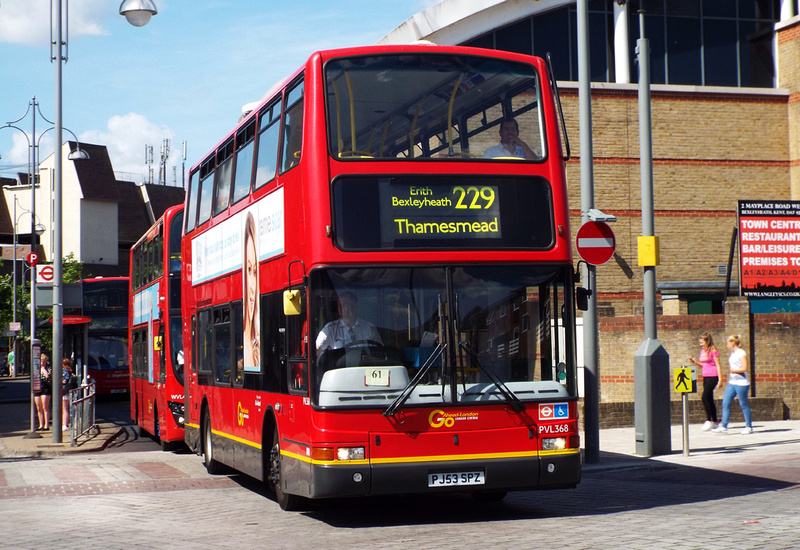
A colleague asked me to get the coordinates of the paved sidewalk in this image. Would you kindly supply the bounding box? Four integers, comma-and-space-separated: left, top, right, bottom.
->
584, 417, 800, 474
3, 388, 800, 470
0, 398, 123, 458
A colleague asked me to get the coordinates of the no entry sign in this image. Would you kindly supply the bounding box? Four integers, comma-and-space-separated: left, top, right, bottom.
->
576, 221, 616, 265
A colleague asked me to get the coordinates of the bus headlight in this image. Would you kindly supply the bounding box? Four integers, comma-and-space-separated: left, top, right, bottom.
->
168, 401, 185, 427
337, 446, 365, 461
542, 437, 567, 451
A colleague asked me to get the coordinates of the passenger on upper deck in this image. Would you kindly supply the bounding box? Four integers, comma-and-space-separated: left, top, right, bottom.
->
483, 118, 538, 160
316, 291, 383, 353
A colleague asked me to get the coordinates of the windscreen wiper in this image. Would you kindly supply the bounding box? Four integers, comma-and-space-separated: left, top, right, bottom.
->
458, 342, 525, 413
383, 343, 447, 417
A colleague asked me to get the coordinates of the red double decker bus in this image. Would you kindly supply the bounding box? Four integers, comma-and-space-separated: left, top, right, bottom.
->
182, 44, 580, 510
82, 277, 130, 395
129, 204, 186, 449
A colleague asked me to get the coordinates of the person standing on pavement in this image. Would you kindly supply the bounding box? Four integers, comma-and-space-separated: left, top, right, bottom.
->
713, 334, 753, 435
689, 332, 722, 431
61, 358, 78, 431
34, 353, 53, 430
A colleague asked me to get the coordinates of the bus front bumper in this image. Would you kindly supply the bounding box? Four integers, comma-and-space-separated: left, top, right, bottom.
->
305, 451, 581, 499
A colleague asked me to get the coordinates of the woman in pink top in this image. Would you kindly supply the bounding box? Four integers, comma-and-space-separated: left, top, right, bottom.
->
689, 332, 722, 430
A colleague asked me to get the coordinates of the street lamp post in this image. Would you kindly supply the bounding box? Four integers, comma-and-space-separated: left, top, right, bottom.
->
2, 97, 53, 439
48, 0, 157, 443
12, 201, 45, 437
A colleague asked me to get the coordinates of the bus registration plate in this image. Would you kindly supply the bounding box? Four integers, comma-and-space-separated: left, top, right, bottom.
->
428, 471, 485, 487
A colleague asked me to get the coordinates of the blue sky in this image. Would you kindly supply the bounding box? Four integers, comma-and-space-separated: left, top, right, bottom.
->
0, 0, 435, 184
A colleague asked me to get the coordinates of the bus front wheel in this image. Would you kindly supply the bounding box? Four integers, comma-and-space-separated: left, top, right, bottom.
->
268, 429, 304, 511
203, 411, 224, 474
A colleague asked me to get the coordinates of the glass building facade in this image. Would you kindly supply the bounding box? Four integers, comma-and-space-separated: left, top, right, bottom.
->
463, 0, 780, 88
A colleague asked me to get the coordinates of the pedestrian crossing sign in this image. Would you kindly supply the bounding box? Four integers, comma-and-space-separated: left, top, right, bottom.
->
674, 366, 696, 393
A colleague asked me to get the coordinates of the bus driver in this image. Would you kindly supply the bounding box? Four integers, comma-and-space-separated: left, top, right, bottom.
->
316, 291, 383, 353
483, 117, 538, 160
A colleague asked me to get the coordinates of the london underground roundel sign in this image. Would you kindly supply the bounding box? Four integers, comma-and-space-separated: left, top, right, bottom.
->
576, 221, 616, 265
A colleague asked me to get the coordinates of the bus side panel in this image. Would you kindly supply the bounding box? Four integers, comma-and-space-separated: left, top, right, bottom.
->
185, 424, 201, 455
233, 438, 263, 481
205, 391, 236, 468
281, 450, 314, 498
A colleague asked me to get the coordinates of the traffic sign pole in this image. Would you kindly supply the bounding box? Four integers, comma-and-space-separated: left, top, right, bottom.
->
673, 366, 695, 457
682, 393, 690, 457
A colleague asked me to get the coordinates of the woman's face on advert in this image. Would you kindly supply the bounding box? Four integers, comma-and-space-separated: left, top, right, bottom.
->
245, 235, 258, 314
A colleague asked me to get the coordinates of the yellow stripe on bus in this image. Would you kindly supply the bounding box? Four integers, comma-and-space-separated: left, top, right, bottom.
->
369, 450, 539, 465
191, 426, 580, 462
540, 448, 581, 457
205, 428, 262, 450
284, 448, 577, 466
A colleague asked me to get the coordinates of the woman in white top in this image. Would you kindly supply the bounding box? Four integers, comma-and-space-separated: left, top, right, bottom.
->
712, 334, 753, 434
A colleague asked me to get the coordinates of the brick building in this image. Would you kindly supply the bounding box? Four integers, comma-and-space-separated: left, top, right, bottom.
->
381, 0, 800, 423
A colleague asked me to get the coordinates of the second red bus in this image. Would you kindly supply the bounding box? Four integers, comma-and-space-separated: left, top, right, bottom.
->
129, 204, 186, 448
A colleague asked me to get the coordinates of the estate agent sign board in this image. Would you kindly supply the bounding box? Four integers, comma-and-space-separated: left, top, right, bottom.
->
738, 200, 800, 298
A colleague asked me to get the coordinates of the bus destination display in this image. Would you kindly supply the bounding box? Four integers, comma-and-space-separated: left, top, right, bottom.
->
379, 180, 501, 246
333, 175, 554, 251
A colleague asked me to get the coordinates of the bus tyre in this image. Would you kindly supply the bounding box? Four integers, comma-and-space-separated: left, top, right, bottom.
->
268, 429, 304, 511
203, 411, 224, 474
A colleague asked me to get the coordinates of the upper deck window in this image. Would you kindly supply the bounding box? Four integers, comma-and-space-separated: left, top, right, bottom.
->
325, 54, 545, 160
280, 79, 304, 174
185, 170, 199, 234
213, 139, 234, 216
254, 99, 282, 190
197, 156, 216, 227
232, 120, 256, 205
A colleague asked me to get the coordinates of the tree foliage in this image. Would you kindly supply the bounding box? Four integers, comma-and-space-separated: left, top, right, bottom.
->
1, 253, 84, 362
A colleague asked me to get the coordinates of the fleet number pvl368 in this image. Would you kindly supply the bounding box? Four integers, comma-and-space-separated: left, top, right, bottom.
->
539, 424, 570, 434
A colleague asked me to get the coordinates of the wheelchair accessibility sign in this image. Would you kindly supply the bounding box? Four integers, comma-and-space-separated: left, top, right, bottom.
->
539, 403, 569, 420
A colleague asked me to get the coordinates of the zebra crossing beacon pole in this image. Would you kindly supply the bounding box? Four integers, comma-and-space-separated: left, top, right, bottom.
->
633, 9, 671, 457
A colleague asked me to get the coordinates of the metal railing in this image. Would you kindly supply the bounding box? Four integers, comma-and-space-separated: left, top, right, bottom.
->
68, 382, 98, 446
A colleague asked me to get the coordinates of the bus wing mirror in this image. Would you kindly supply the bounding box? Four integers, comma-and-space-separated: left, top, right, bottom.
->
283, 289, 302, 316
576, 287, 592, 311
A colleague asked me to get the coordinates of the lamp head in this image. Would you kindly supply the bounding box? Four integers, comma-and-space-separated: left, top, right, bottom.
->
68, 148, 90, 161
119, 0, 158, 27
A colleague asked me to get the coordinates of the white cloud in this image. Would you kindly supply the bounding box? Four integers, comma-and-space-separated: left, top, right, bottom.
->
0, 0, 112, 46
1, 131, 54, 174
80, 113, 177, 184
